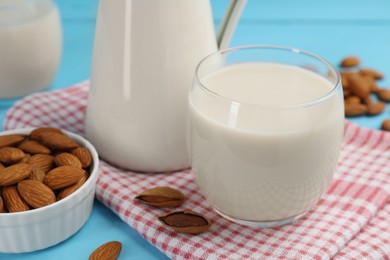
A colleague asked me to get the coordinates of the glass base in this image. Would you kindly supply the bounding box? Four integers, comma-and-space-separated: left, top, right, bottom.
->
214, 209, 307, 228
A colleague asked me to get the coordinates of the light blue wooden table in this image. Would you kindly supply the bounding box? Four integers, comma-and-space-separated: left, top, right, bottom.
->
1, 1, 389, 259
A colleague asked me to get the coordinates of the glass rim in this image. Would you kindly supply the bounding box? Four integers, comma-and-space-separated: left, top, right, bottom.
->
194, 45, 341, 109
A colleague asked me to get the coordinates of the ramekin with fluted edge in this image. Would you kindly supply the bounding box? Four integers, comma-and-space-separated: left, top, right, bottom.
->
0, 128, 99, 253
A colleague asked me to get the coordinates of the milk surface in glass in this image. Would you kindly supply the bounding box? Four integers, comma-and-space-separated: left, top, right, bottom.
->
190, 62, 344, 223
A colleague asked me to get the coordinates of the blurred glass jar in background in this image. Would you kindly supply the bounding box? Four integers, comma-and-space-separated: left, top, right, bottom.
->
0, 0, 62, 98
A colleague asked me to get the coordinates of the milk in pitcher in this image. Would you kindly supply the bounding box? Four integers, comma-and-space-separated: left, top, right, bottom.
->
86, 0, 218, 171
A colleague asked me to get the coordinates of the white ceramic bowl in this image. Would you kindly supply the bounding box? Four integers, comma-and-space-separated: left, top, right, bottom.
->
0, 128, 99, 253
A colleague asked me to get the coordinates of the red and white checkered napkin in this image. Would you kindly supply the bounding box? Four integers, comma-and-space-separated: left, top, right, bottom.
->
4, 82, 390, 259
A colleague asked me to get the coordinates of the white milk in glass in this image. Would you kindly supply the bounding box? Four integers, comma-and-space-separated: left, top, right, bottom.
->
0, 0, 62, 98
190, 63, 344, 222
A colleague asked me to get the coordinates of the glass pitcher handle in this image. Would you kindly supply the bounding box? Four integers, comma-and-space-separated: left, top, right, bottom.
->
216, 0, 247, 50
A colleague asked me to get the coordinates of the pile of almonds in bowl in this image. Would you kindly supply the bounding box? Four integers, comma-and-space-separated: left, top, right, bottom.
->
0, 127, 99, 253
0, 127, 92, 213
339, 56, 390, 131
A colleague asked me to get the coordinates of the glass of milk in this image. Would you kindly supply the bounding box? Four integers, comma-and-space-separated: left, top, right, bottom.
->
0, 0, 62, 99
189, 45, 344, 227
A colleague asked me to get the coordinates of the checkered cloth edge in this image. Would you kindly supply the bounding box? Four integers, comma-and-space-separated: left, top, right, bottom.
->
4, 82, 390, 260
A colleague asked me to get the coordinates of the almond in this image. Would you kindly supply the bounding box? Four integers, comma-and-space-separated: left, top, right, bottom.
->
362, 96, 373, 105
367, 102, 386, 116
377, 88, 390, 102
54, 153, 82, 168
348, 74, 370, 99
18, 140, 51, 155
359, 68, 384, 80
158, 211, 212, 234
44, 166, 84, 190
381, 119, 390, 131
2, 185, 30, 212
0, 134, 25, 148
0, 163, 4, 169
17, 180, 56, 209
340, 71, 354, 88
0, 147, 25, 165
29, 127, 64, 140
0, 163, 32, 186
341, 75, 349, 88
345, 96, 360, 104
343, 88, 351, 98
89, 241, 122, 260
19, 153, 31, 163
340, 56, 360, 67
57, 173, 88, 200
361, 75, 379, 93
344, 103, 367, 117
36, 132, 78, 150
0, 195, 4, 213
28, 166, 46, 182
71, 147, 92, 168
28, 154, 54, 173
370, 83, 380, 93
135, 186, 187, 207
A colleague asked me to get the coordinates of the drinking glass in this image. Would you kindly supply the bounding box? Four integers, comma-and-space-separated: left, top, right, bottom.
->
0, 0, 62, 98
189, 45, 344, 227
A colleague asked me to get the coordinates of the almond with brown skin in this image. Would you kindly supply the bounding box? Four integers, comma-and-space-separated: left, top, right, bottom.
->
340, 56, 360, 67
359, 68, 384, 80
17, 180, 56, 209
377, 88, 390, 102
0, 162, 4, 169
381, 119, 390, 131
345, 103, 367, 117
44, 166, 84, 190
28, 166, 46, 182
89, 241, 122, 260
158, 211, 212, 234
135, 187, 187, 207
345, 96, 360, 104
361, 75, 379, 93
0, 134, 25, 148
54, 153, 82, 168
0, 163, 32, 186
0, 147, 25, 164
57, 173, 88, 200
343, 88, 351, 98
29, 127, 64, 140
348, 74, 370, 99
71, 147, 92, 168
19, 153, 31, 163
36, 132, 78, 150
341, 75, 349, 88
370, 82, 380, 93
2, 185, 30, 212
18, 140, 51, 155
28, 154, 54, 173
340, 71, 354, 85
362, 96, 373, 105
370, 83, 381, 94
0, 195, 4, 213
367, 102, 386, 116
